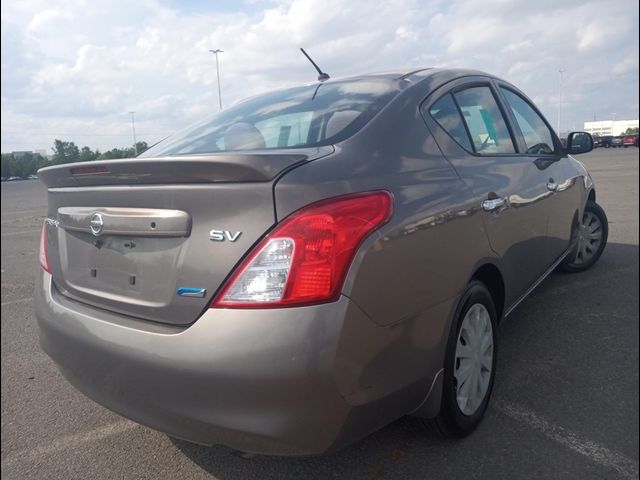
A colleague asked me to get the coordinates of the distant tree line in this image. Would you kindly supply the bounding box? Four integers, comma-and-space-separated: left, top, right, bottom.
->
1, 139, 148, 178
0, 151, 48, 178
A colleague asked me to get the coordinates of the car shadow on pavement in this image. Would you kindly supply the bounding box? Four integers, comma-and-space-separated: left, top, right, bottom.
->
170, 417, 451, 480
171, 242, 638, 480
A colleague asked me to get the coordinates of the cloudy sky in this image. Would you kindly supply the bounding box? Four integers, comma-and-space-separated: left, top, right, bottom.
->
1, 0, 638, 154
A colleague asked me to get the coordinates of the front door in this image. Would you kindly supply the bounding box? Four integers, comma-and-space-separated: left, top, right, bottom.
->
496, 85, 583, 261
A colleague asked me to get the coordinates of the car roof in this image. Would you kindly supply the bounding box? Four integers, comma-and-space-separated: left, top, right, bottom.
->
317, 67, 501, 94
323, 67, 493, 82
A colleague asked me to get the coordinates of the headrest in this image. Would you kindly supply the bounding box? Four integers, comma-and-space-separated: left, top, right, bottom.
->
224, 123, 266, 150
326, 110, 361, 138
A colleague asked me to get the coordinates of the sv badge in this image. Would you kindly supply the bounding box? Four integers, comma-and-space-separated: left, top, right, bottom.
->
209, 229, 242, 242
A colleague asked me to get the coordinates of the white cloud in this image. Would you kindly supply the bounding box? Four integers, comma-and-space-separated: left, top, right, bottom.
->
614, 56, 639, 76
27, 6, 73, 32
1, 0, 638, 152
577, 18, 632, 51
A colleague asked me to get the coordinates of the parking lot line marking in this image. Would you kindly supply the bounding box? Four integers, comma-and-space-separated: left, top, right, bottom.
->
2, 420, 138, 467
1, 208, 45, 216
0, 254, 34, 261
1, 229, 40, 237
1, 297, 32, 307
495, 400, 639, 480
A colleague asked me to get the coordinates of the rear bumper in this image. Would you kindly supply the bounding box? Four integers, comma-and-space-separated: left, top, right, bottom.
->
35, 270, 447, 455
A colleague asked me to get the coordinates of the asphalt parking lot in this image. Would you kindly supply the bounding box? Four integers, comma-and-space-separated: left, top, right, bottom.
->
1, 147, 638, 480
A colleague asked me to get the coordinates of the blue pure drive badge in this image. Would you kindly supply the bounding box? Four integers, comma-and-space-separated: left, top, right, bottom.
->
176, 287, 207, 298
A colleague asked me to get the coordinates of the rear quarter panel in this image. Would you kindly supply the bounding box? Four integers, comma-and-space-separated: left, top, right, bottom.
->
275, 81, 496, 325
274, 80, 497, 405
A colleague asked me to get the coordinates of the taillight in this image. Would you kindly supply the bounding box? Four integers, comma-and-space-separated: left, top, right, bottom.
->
39, 222, 51, 273
212, 191, 393, 308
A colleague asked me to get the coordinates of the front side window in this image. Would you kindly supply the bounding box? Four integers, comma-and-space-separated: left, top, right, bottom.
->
453, 86, 515, 154
501, 88, 556, 155
140, 79, 401, 157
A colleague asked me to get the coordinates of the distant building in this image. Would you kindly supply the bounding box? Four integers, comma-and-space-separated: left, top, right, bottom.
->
10, 150, 48, 159
584, 119, 639, 137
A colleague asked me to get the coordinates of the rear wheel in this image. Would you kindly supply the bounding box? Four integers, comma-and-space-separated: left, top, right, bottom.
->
559, 200, 608, 273
426, 280, 497, 438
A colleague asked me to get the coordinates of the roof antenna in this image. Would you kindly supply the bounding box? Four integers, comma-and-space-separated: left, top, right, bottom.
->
300, 48, 330, 82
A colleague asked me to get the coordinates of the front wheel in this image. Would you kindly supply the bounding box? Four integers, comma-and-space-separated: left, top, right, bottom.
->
426, 280, 497, 437
558, 200, 608, 273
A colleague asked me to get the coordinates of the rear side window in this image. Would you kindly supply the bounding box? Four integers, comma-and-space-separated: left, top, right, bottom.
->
453, 86, 515, 154
140, 79, 401, 156
427, 94, 472, 151
501, 88, 556, 155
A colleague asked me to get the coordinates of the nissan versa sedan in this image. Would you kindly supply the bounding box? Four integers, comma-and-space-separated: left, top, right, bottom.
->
35, 68, 608, 456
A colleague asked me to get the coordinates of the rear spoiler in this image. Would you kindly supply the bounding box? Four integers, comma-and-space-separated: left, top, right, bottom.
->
38, 147, 333, 188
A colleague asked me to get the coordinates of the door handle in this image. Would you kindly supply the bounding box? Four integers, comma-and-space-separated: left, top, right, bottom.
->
482, 197, 507, 212
547, 180, 558, 192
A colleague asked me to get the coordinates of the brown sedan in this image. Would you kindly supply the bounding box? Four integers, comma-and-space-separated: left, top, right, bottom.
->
35, 68, 608, 455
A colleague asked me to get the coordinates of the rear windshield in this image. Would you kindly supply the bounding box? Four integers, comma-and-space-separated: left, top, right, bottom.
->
140, 78, 401, 157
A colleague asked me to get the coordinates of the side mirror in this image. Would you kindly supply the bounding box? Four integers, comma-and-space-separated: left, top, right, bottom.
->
566, 131, 593, 155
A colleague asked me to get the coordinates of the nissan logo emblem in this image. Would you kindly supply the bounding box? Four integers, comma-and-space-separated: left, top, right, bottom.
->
90, 213, 104, 236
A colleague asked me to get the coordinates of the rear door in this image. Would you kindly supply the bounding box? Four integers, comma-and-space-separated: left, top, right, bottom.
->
423, 78, 553, 305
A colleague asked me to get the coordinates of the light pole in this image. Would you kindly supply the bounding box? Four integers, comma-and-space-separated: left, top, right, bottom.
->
557, 69, 565, 135
209, 49, 223, 110
611, 113, 616, 135
129, 111, 138, 156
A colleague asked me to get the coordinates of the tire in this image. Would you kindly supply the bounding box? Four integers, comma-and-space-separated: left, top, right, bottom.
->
558, 200, 608, 273
426, 280, 498, 438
